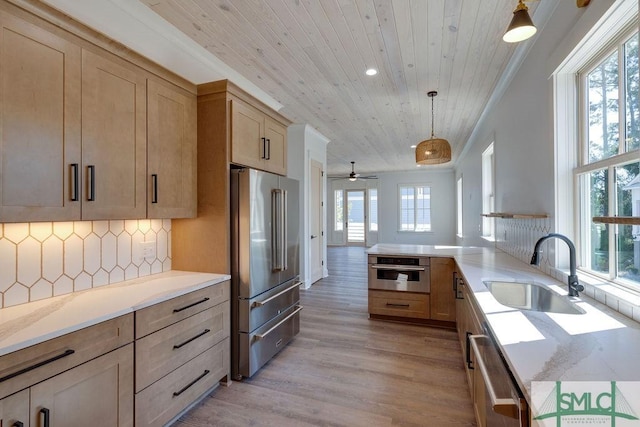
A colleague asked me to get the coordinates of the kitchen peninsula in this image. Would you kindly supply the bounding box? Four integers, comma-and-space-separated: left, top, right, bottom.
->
367, 243, 640, 424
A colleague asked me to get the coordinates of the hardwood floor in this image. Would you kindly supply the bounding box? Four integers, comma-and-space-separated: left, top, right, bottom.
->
173, 246, 476, 426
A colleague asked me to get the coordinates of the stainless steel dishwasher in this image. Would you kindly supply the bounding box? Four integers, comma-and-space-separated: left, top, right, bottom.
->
469, 325, 529, 426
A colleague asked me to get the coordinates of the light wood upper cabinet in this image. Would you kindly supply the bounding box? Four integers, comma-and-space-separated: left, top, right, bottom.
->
430, 257, 457, 322
230, 99, 288, 175
147, 79, 196, 218
81, 50, 147, 220
0, 11, 81, 222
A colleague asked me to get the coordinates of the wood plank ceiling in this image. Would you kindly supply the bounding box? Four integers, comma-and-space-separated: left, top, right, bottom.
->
140, 0, 535, 176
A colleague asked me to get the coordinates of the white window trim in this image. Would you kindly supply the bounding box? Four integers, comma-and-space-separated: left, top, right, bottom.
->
481, 143, 495, 240
554, 0, 640, 306
457, 176, 463, 238
397, 183, 432, 233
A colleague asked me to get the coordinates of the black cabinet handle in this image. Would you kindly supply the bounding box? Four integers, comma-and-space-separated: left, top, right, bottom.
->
70, 163, 79, 201
261, 137, 267, 159
151, 174, 158, 204
12, 422, 24, 427
87, 165, 95, 201
173, 329, 210, 350
465, 332, 474, 370
386, 303, 410, 308
0, 349, 75, 383
173, 297, 210, 313
40, 408, 50, 427
173, 370, 210, 397
452, 271, 457, 292
265, 138, 271, 160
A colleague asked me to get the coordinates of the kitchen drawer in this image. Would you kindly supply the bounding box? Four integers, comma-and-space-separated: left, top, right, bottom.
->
0, 314, 133, 399
135, 337, 229, 427
135, 303, 230, 392
368, 290, 430, 319
136, 281, 229, 338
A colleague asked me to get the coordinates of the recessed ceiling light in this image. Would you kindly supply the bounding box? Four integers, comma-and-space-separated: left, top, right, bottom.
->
410, 144, 417, 148
365, 68, 378, 76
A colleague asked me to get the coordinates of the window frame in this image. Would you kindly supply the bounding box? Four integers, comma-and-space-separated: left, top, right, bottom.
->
368, 188, 378, 232
334, 189, 343, 231
573, 22, 640, 288
457, 176, 463, 238
481, 143, 495, 240
397, 184, 432, 232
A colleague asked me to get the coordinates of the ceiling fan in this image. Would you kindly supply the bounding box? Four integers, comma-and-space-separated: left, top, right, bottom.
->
332, 161, 378, 181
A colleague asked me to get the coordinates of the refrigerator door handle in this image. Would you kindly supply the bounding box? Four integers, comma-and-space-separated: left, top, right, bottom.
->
282, 190, 288, 271
272, 189, 284, 271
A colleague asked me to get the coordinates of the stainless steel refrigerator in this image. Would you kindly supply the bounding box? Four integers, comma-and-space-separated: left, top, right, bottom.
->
230, 167, 302, 379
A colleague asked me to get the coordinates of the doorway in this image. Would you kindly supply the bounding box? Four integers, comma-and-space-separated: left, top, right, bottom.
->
346, 190, 365, 245
309, 160, 324, 284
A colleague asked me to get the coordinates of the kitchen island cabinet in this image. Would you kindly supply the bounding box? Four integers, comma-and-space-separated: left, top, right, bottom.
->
429, 257, 456, 322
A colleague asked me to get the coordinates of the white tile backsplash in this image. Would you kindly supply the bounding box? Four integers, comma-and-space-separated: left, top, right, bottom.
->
0, 219, 172, 308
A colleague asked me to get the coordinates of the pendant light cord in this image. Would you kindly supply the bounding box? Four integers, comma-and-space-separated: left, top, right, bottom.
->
430, 95, 435, 139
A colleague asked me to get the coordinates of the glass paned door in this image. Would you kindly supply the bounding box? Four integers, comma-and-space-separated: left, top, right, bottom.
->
346, 190, 365, 245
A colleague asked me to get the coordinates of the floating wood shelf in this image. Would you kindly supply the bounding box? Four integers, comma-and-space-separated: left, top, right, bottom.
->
593, 216, 640, 225
482, 212, 548, 219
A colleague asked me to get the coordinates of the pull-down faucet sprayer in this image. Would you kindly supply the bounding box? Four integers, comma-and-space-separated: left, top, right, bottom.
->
531, 233, 584, 297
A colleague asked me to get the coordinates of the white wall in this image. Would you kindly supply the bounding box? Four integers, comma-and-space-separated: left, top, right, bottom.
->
287, 124, 329, 288
328, 169, 456, 246
455, 0, 618, 251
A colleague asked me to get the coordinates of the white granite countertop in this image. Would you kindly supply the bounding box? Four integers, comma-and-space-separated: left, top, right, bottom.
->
368, 244, 640, 403
0, 270, 230, 357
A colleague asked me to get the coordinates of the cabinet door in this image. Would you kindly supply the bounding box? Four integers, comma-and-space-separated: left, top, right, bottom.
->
0, 389, 29, 427
430, 258, 456, 322
30, 344, 134, 427
147, 79, 196, 218
0, 11, 81, 222
264, 116, 287, 175
81, 50, 146, 220
230, 99, 264, 170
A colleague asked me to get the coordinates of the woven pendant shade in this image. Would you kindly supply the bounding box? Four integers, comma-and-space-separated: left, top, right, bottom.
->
415, 138, 452, 165
415, 91, 451, 165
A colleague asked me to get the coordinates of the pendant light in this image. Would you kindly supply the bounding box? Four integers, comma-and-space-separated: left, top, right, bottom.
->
415, 91, 451, 165
503, 0, 537, 43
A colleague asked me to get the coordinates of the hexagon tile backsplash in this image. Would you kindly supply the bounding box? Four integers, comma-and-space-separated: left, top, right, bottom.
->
0, 219, 171, 308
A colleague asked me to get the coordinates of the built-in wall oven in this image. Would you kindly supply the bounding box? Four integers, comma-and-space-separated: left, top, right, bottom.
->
469, 324, 529, 426
367, 255, 430, 292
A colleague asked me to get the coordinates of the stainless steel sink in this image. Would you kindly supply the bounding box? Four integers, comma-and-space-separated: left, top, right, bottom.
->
483, 281, 585, 314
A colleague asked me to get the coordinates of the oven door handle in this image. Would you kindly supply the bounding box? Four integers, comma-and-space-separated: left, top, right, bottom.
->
252, 281, 302, 307
255, 305, 303, 340
468, 334, 523, 420
370, 265, 425, 271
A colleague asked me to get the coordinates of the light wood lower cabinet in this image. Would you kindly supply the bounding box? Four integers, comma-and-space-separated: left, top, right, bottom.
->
30, 344, 134, 427
0, 316, 134, 427
0, 389, 29, 427
429, 257, 457, 322
134, 281, 231, 427
368, 290, 430, 319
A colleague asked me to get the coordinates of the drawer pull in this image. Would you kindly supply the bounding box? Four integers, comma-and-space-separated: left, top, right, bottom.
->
172, 369, 210, 397
173, 297, 210, 313
40, 408, 50, 427
0, 349, 75, 383
255, 305, 303, 340
253, 281, 302, 307
173, 329, 210, 349
13, 422, 24, 427
386, 303, 410, 308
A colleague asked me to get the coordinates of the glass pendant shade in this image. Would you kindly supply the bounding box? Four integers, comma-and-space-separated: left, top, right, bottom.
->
415, 90, 451, 165
503, 1, 537, 43
415, 138, 452, 165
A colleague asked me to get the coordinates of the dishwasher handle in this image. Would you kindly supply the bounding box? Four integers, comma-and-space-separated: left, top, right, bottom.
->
468, 334, 524, 420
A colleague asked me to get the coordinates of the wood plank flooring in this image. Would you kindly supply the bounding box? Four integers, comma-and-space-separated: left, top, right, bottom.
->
173, 246, 476, 426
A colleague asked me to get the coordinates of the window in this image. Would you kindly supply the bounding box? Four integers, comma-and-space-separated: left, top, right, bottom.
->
575, 25, 640, 287
334, 189, 343, 231
482, 143, 495, 239
457, 177, 463, 237
399, 185, 431, 232
368, 188, 378, 232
